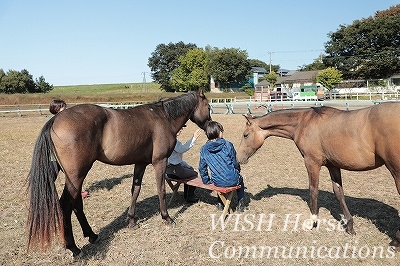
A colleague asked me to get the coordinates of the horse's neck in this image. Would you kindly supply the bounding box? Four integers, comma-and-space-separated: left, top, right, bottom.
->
259, 110, 305, 139
172, 115, 191, 132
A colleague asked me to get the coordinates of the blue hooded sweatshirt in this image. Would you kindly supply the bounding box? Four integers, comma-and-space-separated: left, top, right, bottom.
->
199, 138, 241, 187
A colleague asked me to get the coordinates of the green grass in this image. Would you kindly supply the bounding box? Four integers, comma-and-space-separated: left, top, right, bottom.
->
0, 82, 250, 105
51, 83, 161, 95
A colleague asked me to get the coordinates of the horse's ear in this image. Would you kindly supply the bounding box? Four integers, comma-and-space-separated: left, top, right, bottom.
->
243, 114, 253, 125
197, 87, 204, 97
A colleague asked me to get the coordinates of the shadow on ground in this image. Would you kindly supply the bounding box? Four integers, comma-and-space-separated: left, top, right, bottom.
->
77, 174, 226, 262
251, 185, 400, 239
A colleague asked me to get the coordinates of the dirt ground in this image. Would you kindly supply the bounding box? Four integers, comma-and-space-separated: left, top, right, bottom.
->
1, 112, 400, 266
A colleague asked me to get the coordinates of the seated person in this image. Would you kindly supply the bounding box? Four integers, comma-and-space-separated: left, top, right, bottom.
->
198, 121, 245, 212
166, 125, 203, 203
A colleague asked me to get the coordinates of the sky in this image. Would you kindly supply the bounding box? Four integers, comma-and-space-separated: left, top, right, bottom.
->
0, 0, 398, 86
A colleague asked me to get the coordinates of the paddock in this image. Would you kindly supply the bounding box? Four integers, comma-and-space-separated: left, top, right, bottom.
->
1, 113, 399, 265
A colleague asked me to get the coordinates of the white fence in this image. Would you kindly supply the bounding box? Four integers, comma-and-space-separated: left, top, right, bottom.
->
1, 93, 398, 117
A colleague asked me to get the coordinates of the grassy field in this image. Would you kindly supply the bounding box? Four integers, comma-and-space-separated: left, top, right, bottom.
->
0, 83, 249, 105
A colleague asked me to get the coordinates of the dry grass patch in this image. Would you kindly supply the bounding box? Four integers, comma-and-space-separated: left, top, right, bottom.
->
0, 114, 399, 265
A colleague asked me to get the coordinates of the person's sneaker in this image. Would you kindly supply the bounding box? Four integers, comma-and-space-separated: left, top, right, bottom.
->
216, 202, 224, 211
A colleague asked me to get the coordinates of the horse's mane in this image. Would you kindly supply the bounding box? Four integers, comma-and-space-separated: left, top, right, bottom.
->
153, 92, 198, 120
311, 106, 341, 115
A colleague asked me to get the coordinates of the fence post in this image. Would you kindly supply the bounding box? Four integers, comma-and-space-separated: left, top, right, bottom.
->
247, 103, 252, 114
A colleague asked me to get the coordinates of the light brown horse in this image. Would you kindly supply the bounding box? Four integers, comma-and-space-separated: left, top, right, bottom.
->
27, 89, 211, 257
236, 103, 400, 250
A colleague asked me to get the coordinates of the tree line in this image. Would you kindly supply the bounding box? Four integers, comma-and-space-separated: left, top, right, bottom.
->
147, 43, 279, 92
0, 69, 53, 94
149, 4, 400, 92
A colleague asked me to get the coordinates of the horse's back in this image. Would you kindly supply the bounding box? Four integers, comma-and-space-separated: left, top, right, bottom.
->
370, 102, 400, 125
312, 103, 400, 170
52, 104, 108, 138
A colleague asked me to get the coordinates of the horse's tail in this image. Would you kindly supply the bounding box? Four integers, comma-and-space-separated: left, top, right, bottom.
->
27, 118, 64, 251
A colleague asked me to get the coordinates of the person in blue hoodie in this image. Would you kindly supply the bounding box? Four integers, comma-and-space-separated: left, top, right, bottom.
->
198, 121, 245, 212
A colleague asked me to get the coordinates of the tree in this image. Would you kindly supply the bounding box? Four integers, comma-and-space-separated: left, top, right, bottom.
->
317, 67, 343, 99
324, 4, 400, 80
171, 48, 209, 92
208, 47, 250, 90
1, 69, 35, 93
35, 75, 53, 93
148, 41, 197, 92
299, 57, 327, 71
0, 69, 5, 93
264, 71, 278, 90
0, 69, 52, 94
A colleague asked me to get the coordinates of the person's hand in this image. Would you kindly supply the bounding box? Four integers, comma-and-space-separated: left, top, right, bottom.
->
193, 128, 203, 140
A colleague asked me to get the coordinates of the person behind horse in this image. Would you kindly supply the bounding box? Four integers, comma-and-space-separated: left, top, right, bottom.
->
198, 121, 245, 212
48, 99, 89, 199
166, 125, 203, 203
47, 98, 67, 120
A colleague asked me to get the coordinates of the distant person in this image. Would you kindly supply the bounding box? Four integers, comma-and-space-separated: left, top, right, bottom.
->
166, 125, 203, 203
48, 99, 89, 199
48, 99, 67, 117
199, 121, 245, 212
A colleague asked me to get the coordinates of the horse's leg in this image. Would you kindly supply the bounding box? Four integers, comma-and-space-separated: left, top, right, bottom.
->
59, 186, 82, 257
327, 166, 355, 235
304, 159, 321, 229
387, 169, 400, 250
73, 187, 99, 244
153, 160, 173, 225
127, 164, 146, 228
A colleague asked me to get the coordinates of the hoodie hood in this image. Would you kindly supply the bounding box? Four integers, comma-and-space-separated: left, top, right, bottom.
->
204, 138, 226, 154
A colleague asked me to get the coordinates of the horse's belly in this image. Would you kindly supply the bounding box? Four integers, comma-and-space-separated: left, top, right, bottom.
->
99, 148, 152, 165
328, 153, 383, 171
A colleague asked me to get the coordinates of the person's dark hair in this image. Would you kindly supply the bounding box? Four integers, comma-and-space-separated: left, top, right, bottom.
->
205, 121, 224, 140
49, 99, 67, 115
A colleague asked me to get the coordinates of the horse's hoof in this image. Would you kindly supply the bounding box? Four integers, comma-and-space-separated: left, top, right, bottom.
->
389, 239, 400, 252
342, 219, 356, 235
304, 215, 318, 230
127, 219, 139, 229
163, 217, 175, 227
345, 227, 356, 235
89, 233, 100, 244
72, 249, 83, 260
304, 220, 317, 230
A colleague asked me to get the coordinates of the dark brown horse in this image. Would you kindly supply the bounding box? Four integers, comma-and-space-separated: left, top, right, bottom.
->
236, 103, 400, 250
27, 89, 211, 257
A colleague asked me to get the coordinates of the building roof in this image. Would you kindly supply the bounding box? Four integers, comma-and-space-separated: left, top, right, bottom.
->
252, 67, 267, 74
255, 70, 321, 87
280, 70, 320, 83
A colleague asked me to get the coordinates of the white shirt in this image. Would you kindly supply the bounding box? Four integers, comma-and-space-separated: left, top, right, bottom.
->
168, 137, 196, 165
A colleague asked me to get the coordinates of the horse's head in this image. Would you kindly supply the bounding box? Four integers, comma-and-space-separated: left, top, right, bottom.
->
236, 114, 266, 164
190, 88, 211, 129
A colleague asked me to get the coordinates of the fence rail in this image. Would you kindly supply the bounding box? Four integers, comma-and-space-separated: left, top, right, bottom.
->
1, 96, 398, 117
